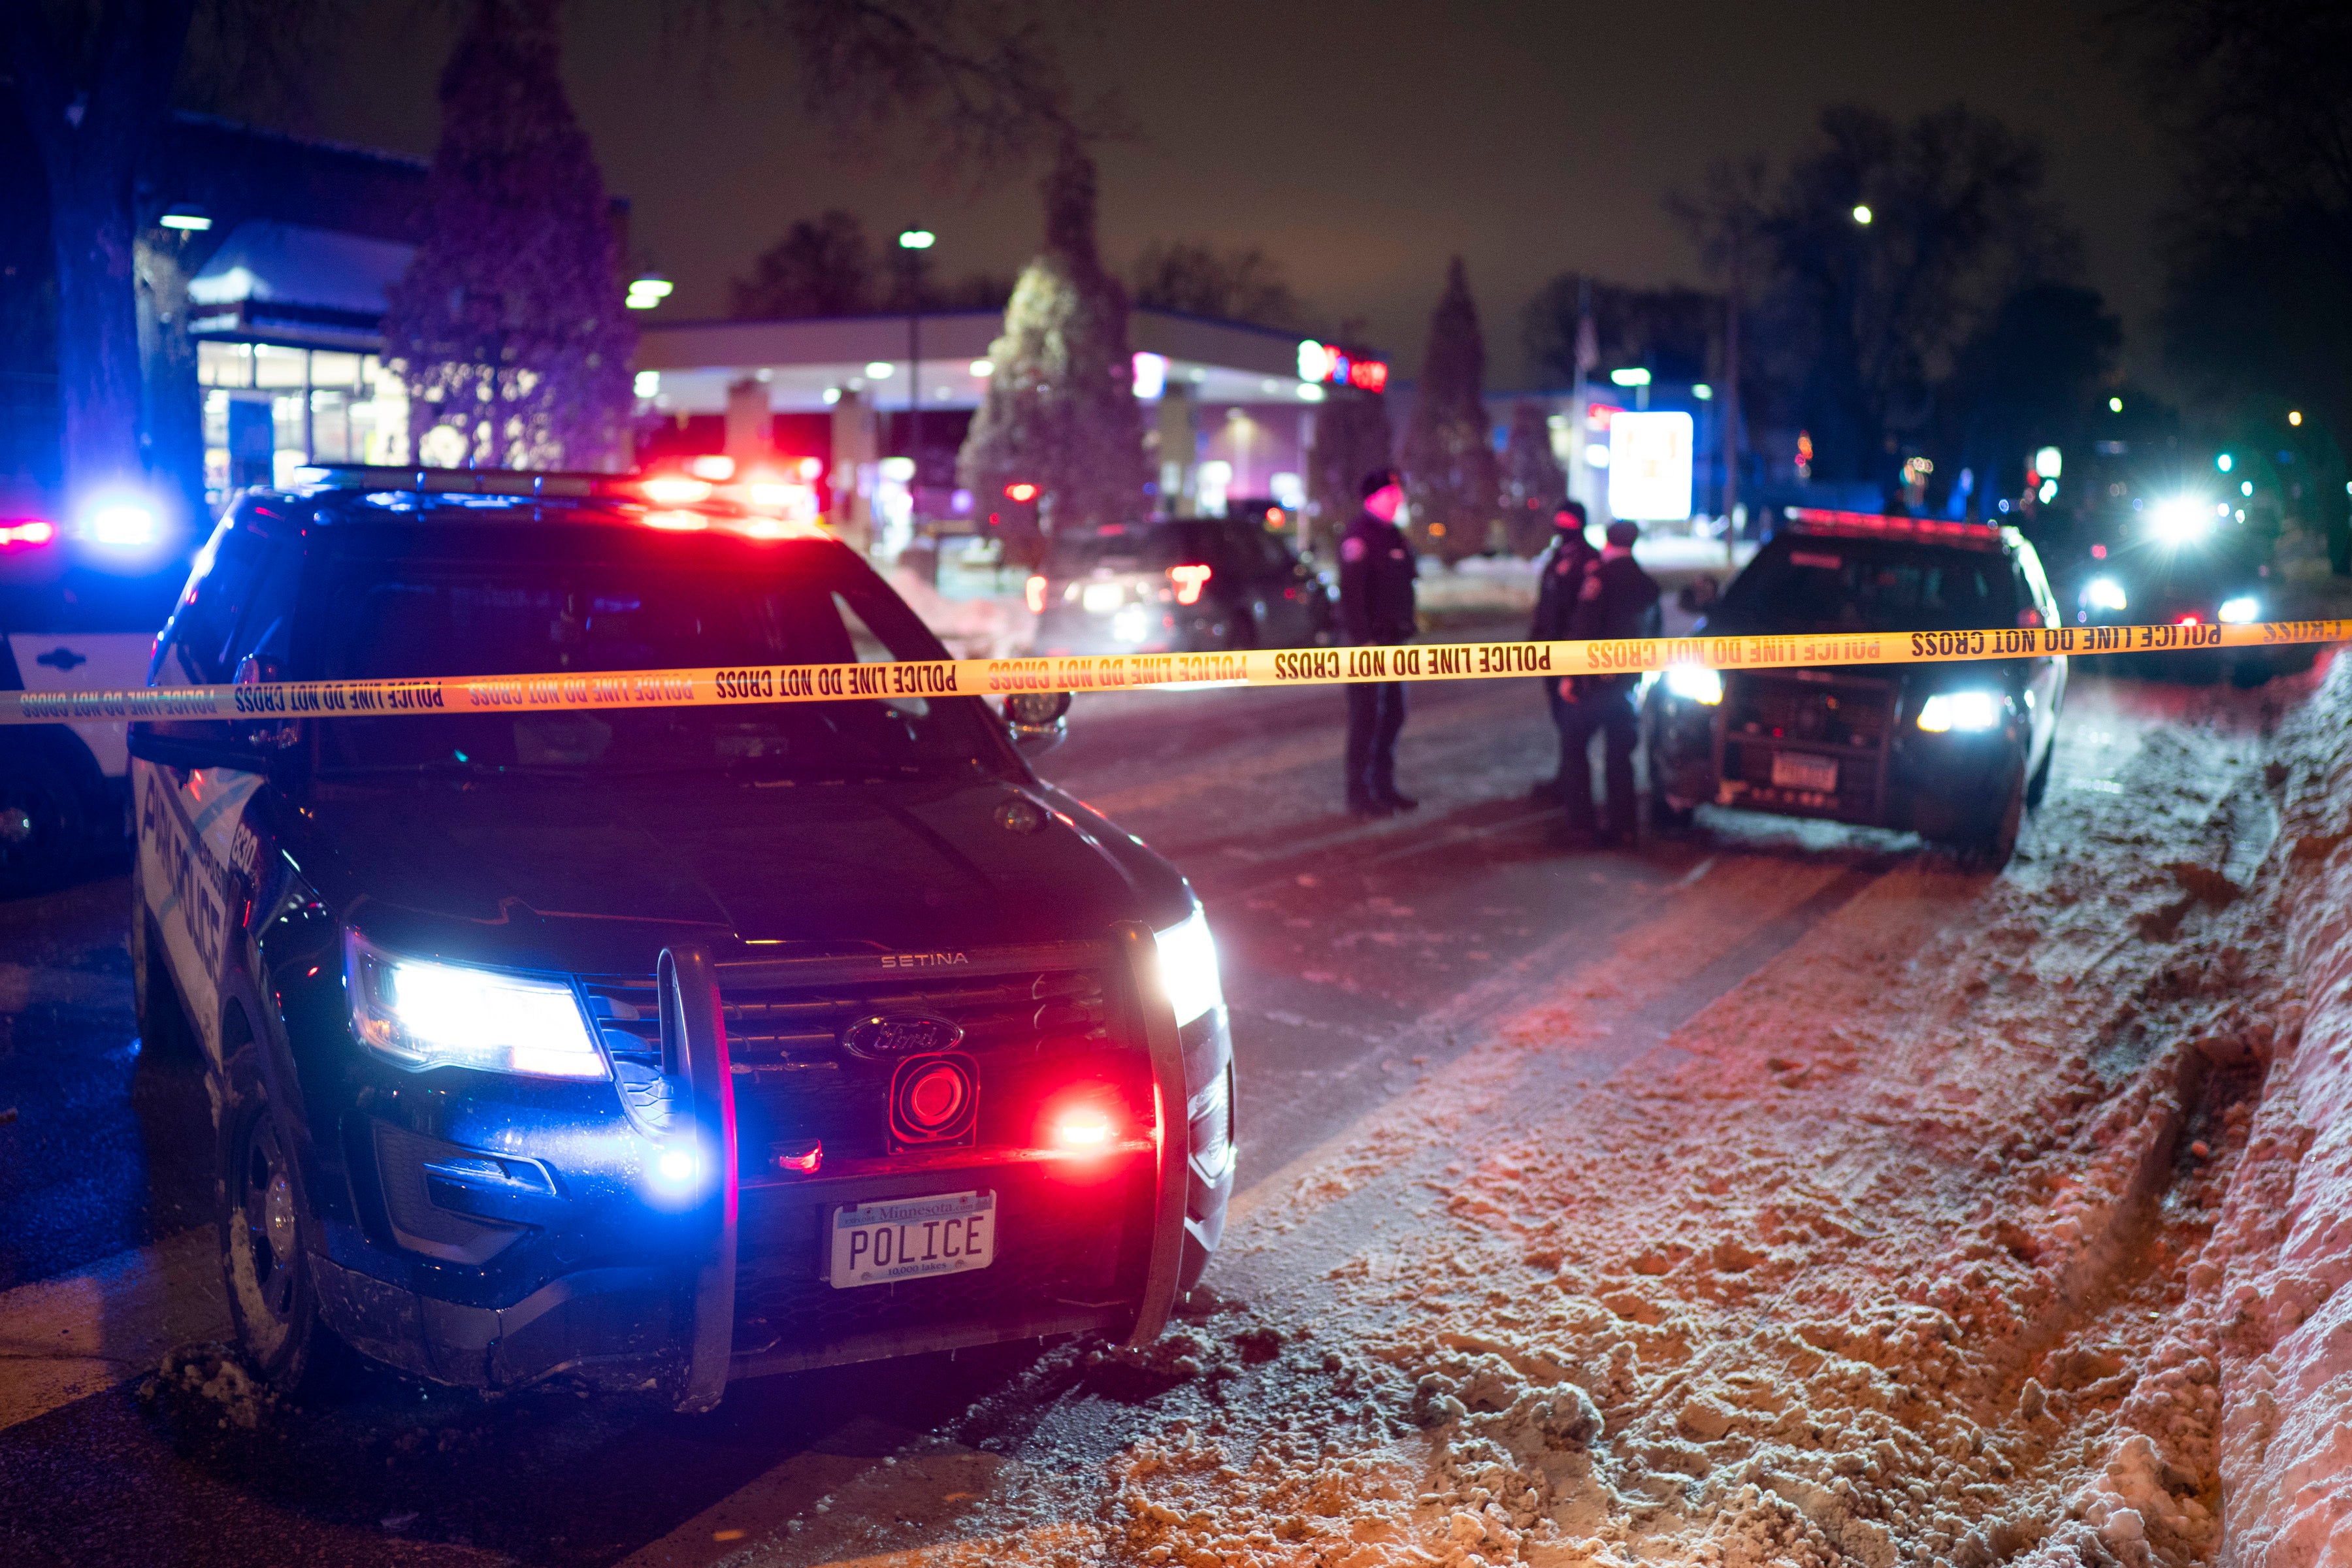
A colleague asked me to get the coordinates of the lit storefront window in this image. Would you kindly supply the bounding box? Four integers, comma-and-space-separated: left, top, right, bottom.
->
197, 341, 409, 504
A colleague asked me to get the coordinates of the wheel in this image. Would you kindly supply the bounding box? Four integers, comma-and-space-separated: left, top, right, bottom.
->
1957, 759, 2027, 872
2024, 743, 2053, 809
0, 750, 89, 896
218, 1021, 333, 1390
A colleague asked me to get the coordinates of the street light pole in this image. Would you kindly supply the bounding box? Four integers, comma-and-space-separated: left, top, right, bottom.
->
897, 227, 935, 540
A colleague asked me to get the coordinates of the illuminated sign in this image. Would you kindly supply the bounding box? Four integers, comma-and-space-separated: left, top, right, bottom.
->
1132, 351, 1168, 400
1607, 412, 1694, 521
1296, 340, 1390, 395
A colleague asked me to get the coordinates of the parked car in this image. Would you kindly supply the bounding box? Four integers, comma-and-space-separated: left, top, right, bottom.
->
1647, 510, 2066, 868
130, 465, 1235, 1409
1028, 517, 1333, 655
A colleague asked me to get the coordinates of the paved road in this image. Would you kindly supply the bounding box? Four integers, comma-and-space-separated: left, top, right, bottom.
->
0, 655, 2259, 1567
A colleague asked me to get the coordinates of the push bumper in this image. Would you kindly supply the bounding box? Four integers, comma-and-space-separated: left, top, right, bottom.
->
311, 926, 1219, 1409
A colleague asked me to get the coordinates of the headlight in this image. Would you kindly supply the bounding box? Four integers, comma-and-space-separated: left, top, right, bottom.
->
345, 933, 608, 1078
1663, 665, 1723, 706
2082, 577, 2127, 613
1152, 906, 1223, 1028
1916, 691, 2003, 734
2218, 595, 2259, 624
2149, 498, 2213, 546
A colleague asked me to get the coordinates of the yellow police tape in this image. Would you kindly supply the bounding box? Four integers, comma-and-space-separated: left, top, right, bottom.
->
5, 618, 2345, 727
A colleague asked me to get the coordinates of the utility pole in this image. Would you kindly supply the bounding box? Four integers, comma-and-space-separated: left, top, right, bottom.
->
1722, 226, 1743, 567
897, 227, 935, 538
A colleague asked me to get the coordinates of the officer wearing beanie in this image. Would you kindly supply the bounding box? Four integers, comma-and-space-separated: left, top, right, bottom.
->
1338, 467, 1418, 817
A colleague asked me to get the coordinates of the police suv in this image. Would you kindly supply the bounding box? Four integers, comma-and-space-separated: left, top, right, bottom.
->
129, 466, 1235, 1408
1646, 510, 2066, 868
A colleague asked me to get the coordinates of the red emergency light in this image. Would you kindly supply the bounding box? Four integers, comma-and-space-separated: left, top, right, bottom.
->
1004, 482, 1039, 503
0, 519, 56, 549
1787, 510, 2003, 551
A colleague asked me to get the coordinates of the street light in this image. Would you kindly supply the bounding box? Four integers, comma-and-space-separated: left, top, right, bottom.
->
2108, 397, 2123, 413
1851, 204, 1872, 225
626, 272, 672, 310
2289, 410, 2303, 427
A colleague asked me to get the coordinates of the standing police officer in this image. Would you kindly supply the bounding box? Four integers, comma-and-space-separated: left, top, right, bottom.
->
1555, 520, 1661, 847
1527, 500, 1599, 803
1339, 468, 1418, 817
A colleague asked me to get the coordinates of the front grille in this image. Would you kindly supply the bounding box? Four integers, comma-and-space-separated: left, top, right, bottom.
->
583, 953, 1158, 1364
1722, 672, 1897, 823
580, 964, 1143, 1170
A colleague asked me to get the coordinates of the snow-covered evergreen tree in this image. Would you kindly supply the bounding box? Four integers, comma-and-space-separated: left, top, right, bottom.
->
957, 138, 1147, 553
383, 0, 634, 470
1501, 399, 1567, 557
1400, 257, 1500, 562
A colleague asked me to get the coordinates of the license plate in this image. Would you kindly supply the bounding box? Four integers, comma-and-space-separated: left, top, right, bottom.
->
1771, 752, 1840, 793
1082, 581, 1124, 613
828, 1190, 996, 1289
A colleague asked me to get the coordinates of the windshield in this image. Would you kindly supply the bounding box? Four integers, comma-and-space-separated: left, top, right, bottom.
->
309, 532, 1009, 779
1716, 537, 2019, 635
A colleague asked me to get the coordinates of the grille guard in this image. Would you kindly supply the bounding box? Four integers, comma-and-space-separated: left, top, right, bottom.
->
655, 926, 1190, 1413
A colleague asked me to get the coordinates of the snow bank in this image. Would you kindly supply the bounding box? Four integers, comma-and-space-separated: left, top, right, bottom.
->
2209, 653, 2352, 1565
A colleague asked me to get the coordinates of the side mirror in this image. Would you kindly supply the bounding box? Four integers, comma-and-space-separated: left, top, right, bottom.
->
1003, 690, 1072, 753
234, 653, 303, 751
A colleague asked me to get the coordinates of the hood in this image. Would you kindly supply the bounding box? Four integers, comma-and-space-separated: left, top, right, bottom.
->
295, 770, 1188, 974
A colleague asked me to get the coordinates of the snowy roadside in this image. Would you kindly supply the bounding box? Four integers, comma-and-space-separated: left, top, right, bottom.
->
713, 666, 2339, 1568
2204, 657, 2352, 1564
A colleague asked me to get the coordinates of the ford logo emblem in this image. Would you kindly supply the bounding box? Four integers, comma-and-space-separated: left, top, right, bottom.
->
839, 1013, 965, 1058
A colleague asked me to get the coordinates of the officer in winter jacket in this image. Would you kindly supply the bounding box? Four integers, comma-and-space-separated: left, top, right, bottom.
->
1527, 501, 1600, 803
1338, 468, 1418, 817
1555, 520, 1661, 847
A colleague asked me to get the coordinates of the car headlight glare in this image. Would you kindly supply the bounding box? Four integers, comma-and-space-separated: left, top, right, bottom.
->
1152, 906, 1223, 1028
2149, 498, 2214, 546
1916, 691, 2003, 734
2082, 577, 2127, 613
346, 933, 607, 1078
1663, 665, 1723, 706
2218, 595, 2259, 624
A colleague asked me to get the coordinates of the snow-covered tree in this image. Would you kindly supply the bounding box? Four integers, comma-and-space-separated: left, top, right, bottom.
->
957, 138, 1147, 555
1500, 400, 1567, 557
1400, 257, 1499, 563
382, 0, 634, 470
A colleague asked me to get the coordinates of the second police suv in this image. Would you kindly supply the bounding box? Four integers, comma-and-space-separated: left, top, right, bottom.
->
1646, 510, 2066, 868
129, 465, 1235, 1409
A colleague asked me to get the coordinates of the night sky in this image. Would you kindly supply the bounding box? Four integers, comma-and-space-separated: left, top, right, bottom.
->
289, 0, 2172, 387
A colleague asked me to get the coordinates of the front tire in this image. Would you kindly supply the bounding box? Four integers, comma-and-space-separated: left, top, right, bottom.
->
218, 1033, 331, 1391
1957, 759, 2027, 872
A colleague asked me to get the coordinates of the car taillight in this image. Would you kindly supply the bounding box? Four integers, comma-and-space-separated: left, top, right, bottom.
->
1169, 563, 1213, 606
1026, 574, 1048, 615
2176, 613, 2201, 626
643, 510, 710, 532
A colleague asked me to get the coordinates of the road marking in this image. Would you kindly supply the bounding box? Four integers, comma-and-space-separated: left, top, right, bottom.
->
0, 1227, 229, 1432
